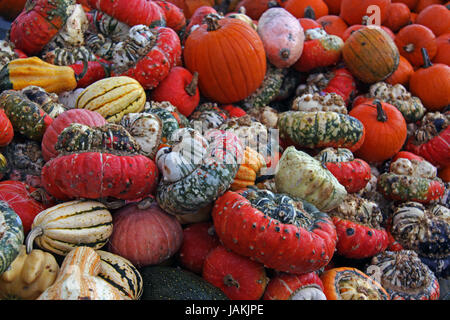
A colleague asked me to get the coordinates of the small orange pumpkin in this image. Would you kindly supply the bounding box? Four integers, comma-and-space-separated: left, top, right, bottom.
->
349, 99, 407, 164
324, 0, 342, 14
395, 24, 437, 68
416, 4, 450, 36
280, 0, 330, 19
414, 0, 444, 13
342, 26, 399, 84
385, 55, 415, 86
230, 147, 266, 191
409, 48, 450, 111
317, 14, 348, 39
392, 0, 419, 10
433, 33, 450, 65
339, 0, 391, 26
383, 2, 411, 32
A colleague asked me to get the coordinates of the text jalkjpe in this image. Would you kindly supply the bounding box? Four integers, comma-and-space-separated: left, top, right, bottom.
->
185, 304, 264, 317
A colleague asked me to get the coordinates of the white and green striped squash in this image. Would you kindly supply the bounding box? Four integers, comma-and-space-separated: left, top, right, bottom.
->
25, 200, 113, 256
0, 201, 24, 274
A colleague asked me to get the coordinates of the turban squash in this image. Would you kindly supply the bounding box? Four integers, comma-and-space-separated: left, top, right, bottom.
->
212, 187, 337, 274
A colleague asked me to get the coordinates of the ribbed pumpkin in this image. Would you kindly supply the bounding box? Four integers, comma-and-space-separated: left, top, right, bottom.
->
349, 99, 407, 164
108, 202, 183, 268
41, 109, 107, 162
0, 246, 59, 300
37, 247, 125, 300
183, 14, 267, 104
76, 76, 146, 123
342, 26, 399, 84
25, 200, 113, 256
0, 201, 24, 275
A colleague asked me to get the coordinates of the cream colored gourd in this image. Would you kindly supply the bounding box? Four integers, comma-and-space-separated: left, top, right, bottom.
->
37, 247, 126, 300
76, 76, 146, 123
25, 200, 113, 256
0, 246, 59, 300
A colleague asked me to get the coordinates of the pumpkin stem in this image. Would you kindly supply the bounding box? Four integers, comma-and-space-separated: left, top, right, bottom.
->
403, 43, 415, 53
205, 14, 221, 32
185, 72, 199, 96
421, 48, 433, 68
223, 274, 240, 288
374, 100, 387, 122
304, 6, 316, 20
25, 226, 44, 254
362, 15, 369, 25
268, 1, 281, 8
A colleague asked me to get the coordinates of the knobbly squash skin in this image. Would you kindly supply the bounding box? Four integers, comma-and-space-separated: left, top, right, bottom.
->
257, 7, 305, 69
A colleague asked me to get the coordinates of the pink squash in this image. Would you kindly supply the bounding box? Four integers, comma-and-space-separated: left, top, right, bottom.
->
257, 7, 305, 68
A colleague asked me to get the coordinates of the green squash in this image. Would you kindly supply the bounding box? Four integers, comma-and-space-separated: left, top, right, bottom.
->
0, 200, 24, 274
140, 266, 228, 300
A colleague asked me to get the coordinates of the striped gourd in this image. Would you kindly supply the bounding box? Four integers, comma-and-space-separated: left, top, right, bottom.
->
0, 200, 24, 275
25, 200, 113, 256
76, 76, 146, 123
97, 250, 143, 300
278, 110, 365, 152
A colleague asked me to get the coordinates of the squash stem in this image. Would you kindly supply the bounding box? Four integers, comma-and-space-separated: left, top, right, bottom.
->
223, 274, 240, 288
375, 100, 387, 122
421, 48, 433, 68
304, 6, 316, 20
205, 14, 221, 32
185, 72, 199, 96
25, 226, 44, 254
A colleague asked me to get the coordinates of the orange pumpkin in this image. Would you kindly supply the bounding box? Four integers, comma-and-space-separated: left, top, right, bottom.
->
383, 2, 411, 32
342, 26, 399, 84
385, 55, 415, 86
317, 15, 348, 39
324, 0, 342, 14
299, 18, 322, 31
416, 4, 450, 36
339, 0, 391, 25
280, 0, 329, 19
409, 48, 450, 111
349, 99, 407, 164
414, 0, 444, 12
0, 0, 26, 21
395, 24, 437, 68
183, 15, 267, 104
167, 0, 215, 19
433, 33, 450, 65
392, 0, 419, 10
235, 0, 276, 20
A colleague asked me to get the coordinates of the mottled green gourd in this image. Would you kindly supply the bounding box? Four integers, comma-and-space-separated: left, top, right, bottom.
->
277, 110, 365, 151
242, 64, 285, 109
0, 90, 53, 141
145, 106, 182, 144
0, 200, 25, 275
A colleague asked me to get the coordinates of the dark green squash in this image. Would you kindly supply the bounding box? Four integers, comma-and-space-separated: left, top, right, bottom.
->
0, 200, 24, 274
140, 266, 228, 300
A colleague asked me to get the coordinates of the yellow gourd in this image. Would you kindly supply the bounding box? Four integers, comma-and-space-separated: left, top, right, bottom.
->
231, 147, 266, 191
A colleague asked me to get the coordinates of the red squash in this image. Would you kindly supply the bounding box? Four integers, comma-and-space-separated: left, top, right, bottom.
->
212, 189, 337, 275
87, 0, 166, 27
41, 109, 107, 162
41, 152, 159, 201
108, 202, 183, 268
151, 66, 200, 117
9, 0, 73, 55
298, 18, 322, 31
0, 180, 46, 234
178, 222, 221, 274
69, 59, 111, 89
263, 272, 326, 300
184, 6, 218, 41
154, 0, 186, 32
0, 109, 14, 147
202, 245, 268, 300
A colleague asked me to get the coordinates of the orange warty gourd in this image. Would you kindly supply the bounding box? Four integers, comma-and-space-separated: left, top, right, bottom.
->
342, 26, 399, 84
395, 24, 437, 68
183, 15, 267, 104
409, 48, 450, 111
349, 99, 407, 164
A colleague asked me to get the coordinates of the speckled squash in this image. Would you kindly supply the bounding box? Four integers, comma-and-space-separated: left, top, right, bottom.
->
156, 129, 243, 216
25, 200, 113, 256
278, 111, 365, 153
97, 250, 143, 300
275, 147, 347, 212
0, 89, 53, 141
0, 109, 13, 147
263, 272, 326, 300
0, 246, 59, 300
37, 246, 125, 300
257, 7, 305, 69
0, 200, 24, 275
212, 187, 337, 274
76, 76, 146, 123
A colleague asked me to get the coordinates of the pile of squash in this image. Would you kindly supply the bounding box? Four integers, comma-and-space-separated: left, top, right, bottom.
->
0, 0, 448, 301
